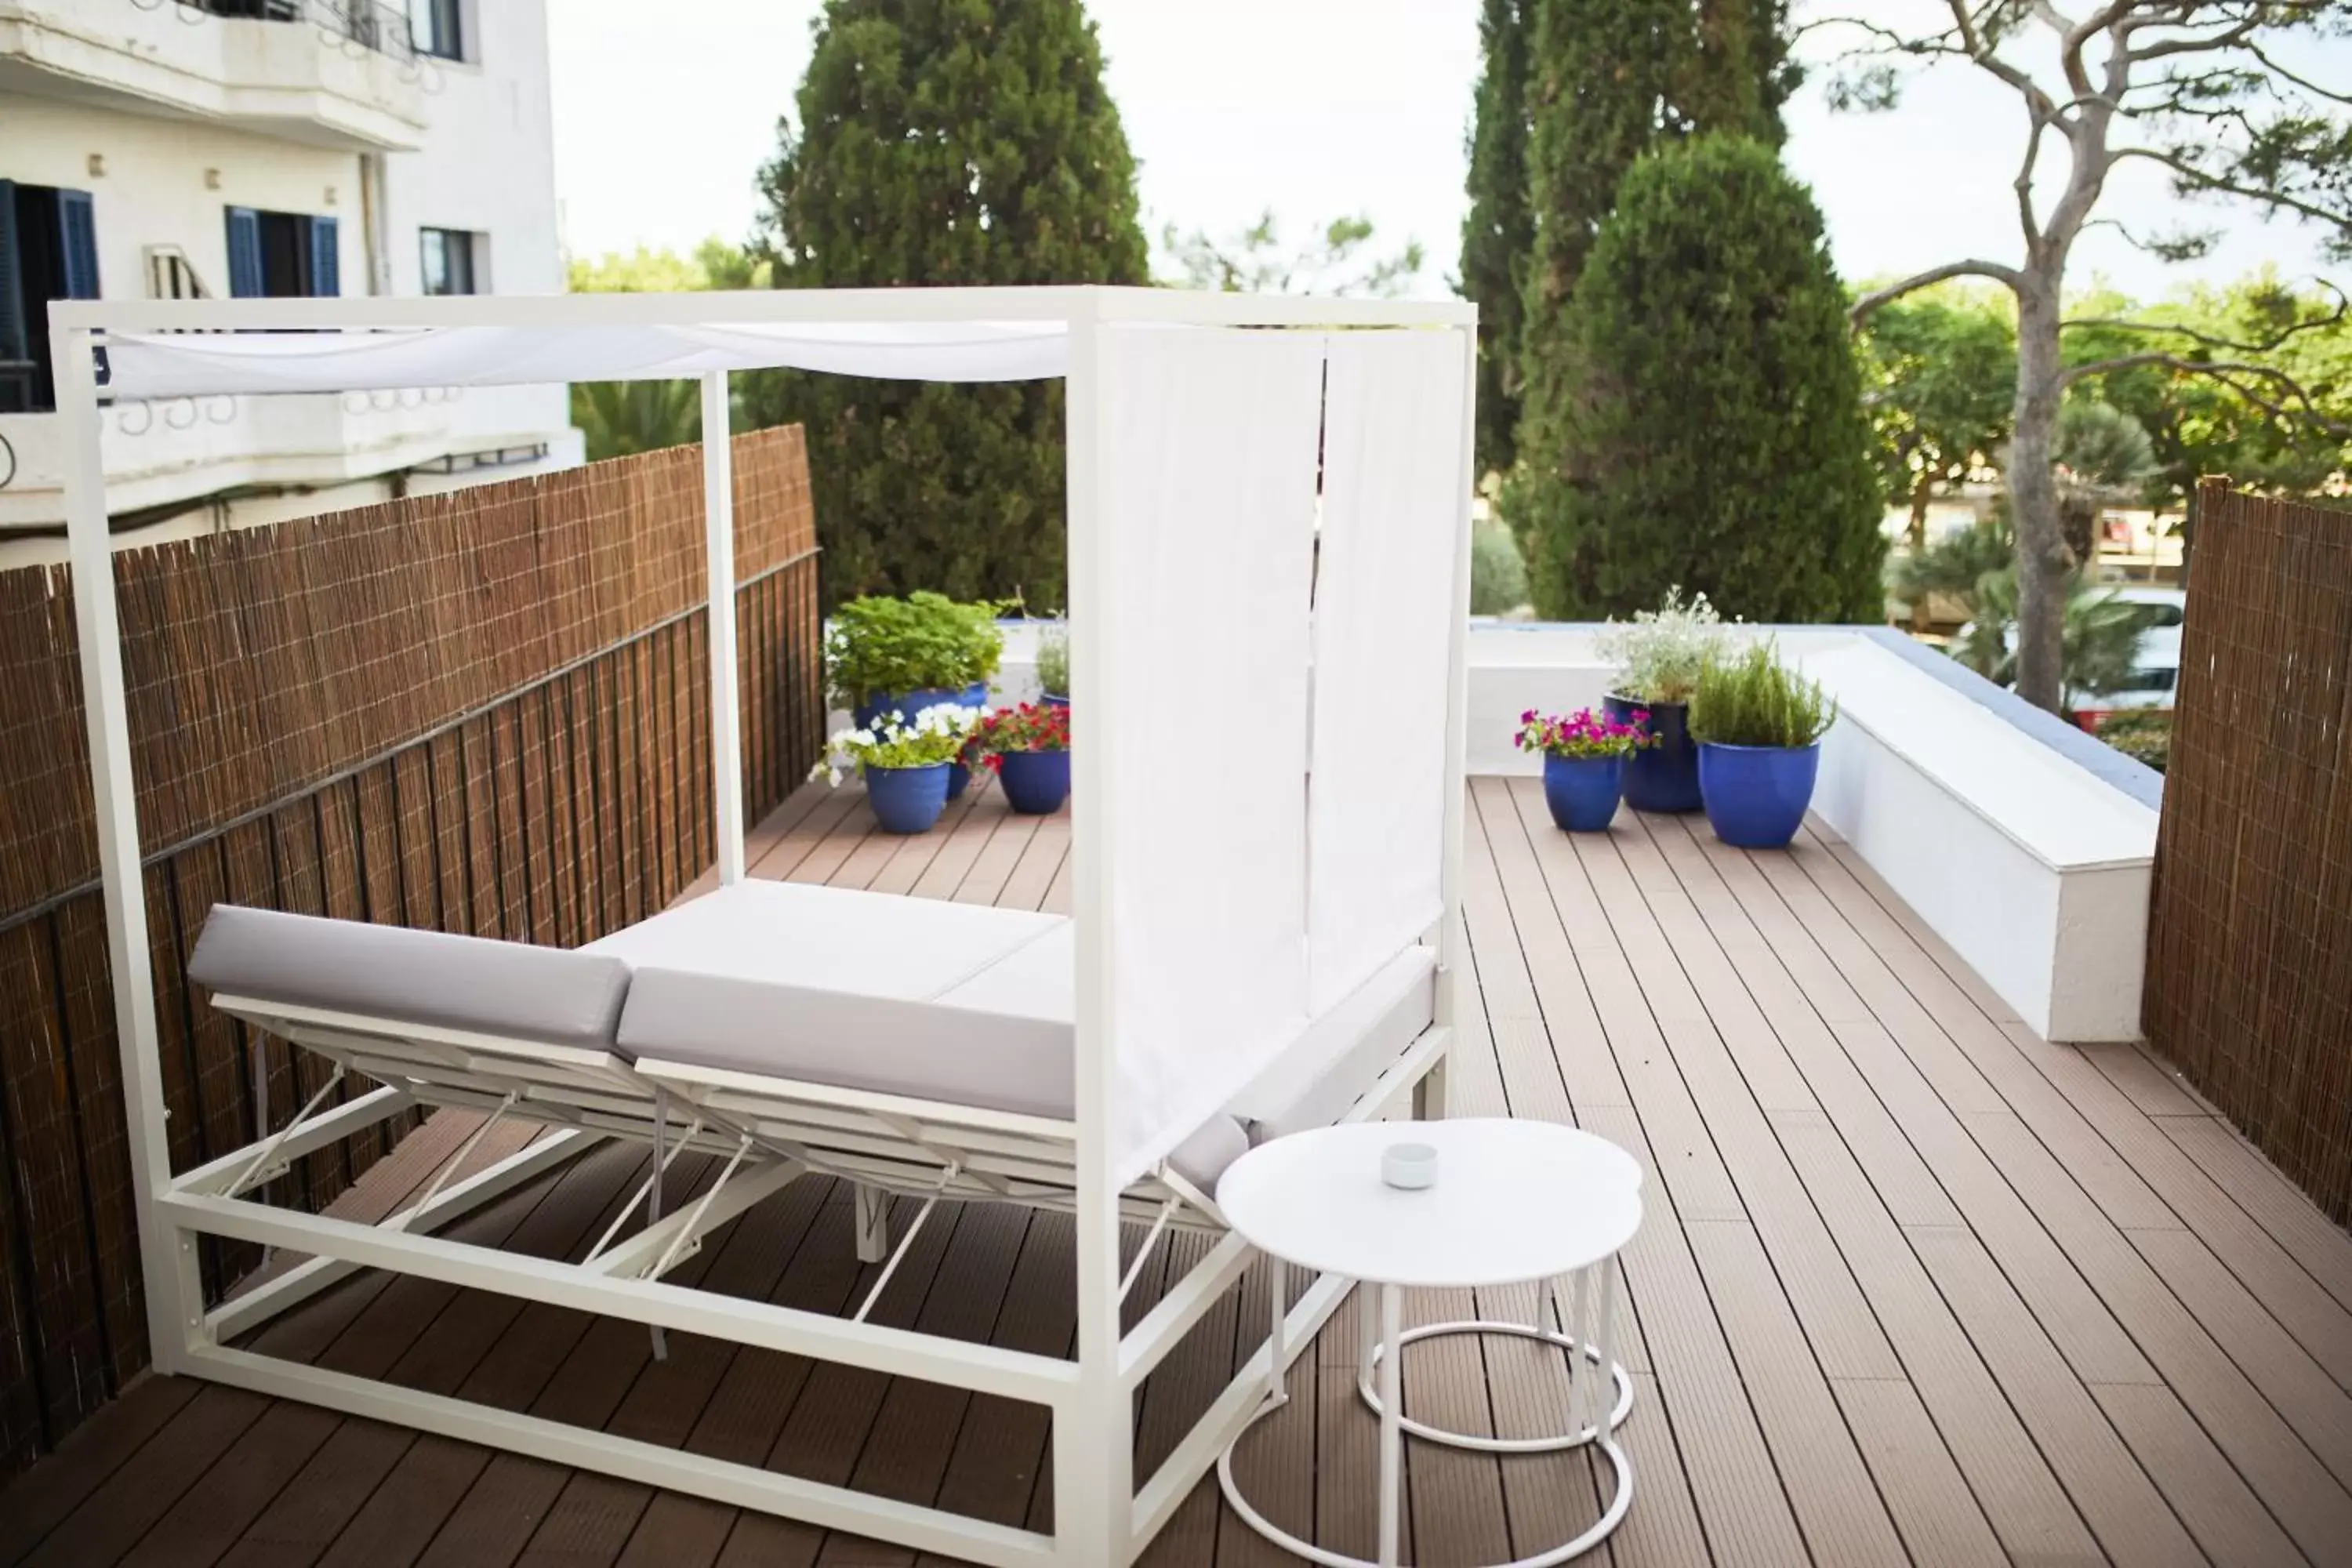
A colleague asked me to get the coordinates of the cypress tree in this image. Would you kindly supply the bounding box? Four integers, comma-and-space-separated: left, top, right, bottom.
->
1459, 0, 1534, 477
1516, 0, 1789, 490
1508, 136, 1886, 622
745, 0, 1149, 605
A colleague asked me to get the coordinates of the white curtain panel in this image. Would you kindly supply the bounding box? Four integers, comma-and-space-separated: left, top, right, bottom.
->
100, 321, 1069, 400
1306, 330, 1469, 1011
1099, 325, 1326, 1185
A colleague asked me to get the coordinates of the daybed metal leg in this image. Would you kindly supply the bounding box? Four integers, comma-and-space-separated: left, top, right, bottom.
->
1414, 1053, 1450, 1120
853, 1181, 891, 1265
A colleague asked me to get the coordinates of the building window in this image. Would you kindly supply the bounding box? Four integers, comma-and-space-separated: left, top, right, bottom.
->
0, 181, 100, 414
410, 0, 463, 61
225, 209, 339, 298
420, 228, 481, 296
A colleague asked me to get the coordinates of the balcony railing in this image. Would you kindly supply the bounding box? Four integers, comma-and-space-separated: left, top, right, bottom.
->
185, 0, 423, 67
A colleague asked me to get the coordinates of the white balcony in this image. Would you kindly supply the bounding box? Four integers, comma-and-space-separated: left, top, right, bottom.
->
0, 0, 432, 151
0, 383, 576, 532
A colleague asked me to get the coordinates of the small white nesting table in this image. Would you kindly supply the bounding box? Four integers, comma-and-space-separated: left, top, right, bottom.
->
1214, 1119, 1643, 1568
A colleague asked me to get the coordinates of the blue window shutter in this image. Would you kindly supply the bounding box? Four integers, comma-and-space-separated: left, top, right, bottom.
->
0, 182, 24, 363
308, 215, 339, 297
225, 207, 263, 297
57, 190, 99, 299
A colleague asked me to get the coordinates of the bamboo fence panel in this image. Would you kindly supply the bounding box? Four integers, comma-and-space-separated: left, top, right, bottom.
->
0, 427, 823, 1476
2145, 480, 2352, 1224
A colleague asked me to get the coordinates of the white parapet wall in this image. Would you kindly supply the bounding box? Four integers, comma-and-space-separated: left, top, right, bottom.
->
996, 618, 2161, 1044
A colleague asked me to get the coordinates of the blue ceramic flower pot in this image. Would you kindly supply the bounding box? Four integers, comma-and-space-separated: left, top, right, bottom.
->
1542, 753, 1625, 833
946, 760, 971, 801
853, 681, 989, 731
1697, 742, 1820, 849
1040, 692, 1069, 710
1606, 695, 1700, 812
997, 749, 1071, 815
865, 762, 950, 834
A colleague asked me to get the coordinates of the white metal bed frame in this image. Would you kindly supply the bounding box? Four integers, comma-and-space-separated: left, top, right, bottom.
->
54, 285, 1479, 1566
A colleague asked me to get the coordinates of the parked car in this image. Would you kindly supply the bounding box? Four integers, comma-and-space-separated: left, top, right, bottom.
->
2074, 586, 2183, 729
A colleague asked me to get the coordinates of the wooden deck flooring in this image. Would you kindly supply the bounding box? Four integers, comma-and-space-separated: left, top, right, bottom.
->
9, 775, 2352, 1566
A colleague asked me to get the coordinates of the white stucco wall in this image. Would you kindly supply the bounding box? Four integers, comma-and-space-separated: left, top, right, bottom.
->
379, 2, 559, 294
0, 92, 363, 303
377, 0, 568, 450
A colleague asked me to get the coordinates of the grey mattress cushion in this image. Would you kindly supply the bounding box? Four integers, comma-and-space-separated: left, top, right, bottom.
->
187, 904, 631, 1049
619, 967, 1076, 1117
623, 964, 1254, 1187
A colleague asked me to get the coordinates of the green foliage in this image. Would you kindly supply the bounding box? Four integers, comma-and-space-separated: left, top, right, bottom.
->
1594, 586, 1732, 705
1906, 515, 2146, 703
1512, 136, 1886, 622
2052, 400, 2160, 561
1953, 568, 2146, 705
565, 237, 768, 459
2097, 710, 2170, 774
1470, 521, 1530, 615
1160, 211, 1424, 296
1461, 0, 1534, 475
569, 379, 702, 462
1887, 514, 2013, 621
1689, 641, 1836, 749
567, 237, 771, 294
743, 0, 1149, 607
2062, 274, 2352, 547
824, 593, 1006, 707
1033, 622, 1069, 697
1859, 291, 2016, 532
1518, 0, 1791, 450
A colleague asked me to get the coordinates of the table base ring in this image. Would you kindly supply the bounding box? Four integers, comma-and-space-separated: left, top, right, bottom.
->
1217, 1393, 1633, 1568
1358, 1319, 1633, 1454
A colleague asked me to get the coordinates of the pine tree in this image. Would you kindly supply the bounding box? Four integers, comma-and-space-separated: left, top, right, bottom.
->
1459, 0, 1534, 477
743, 0, 1149, 605
1508, 136, 1886, 622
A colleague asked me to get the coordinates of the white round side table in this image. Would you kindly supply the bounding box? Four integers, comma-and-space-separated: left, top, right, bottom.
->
1214, 1119, 1643, 1568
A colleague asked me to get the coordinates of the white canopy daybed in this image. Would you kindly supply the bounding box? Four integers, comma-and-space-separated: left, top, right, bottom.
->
54, 285, 1477, 1567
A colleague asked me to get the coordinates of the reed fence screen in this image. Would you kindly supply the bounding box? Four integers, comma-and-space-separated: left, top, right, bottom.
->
0, 426, 824, 1476
2145, 480, 2352, 1225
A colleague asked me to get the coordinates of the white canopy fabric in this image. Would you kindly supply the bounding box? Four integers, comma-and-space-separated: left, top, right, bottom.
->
100, 319, 1069, 399
1305, 331, 1466, 1011
1099, 324, 1326, 1184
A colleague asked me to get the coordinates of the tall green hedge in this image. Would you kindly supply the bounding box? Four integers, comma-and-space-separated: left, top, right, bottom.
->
1461, 0, 1535, 477
1514, 0, 1789, 483
1509, 136, 1886, 622
744, 0, 1148, 606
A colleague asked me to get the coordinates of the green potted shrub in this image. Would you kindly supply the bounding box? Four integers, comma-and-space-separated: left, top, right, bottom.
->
1035, 621, 1069, 708
826, 592, 1004, 728
1688, 641, 1838, 849
811, 703, 977, 835
1595, 587, 1730, 812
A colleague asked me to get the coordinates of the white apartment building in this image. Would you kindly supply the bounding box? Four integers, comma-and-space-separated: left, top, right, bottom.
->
0, 0, 583, 563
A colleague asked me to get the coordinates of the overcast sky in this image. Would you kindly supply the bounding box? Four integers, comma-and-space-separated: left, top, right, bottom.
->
547, 0, 2340, 303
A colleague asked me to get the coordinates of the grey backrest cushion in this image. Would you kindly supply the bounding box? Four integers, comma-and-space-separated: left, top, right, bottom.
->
188, 904, 631, 1048
620, 967, 1077, 1120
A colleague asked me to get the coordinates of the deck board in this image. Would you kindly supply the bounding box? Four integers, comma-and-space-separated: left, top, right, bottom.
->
7, 780, 2350, 1567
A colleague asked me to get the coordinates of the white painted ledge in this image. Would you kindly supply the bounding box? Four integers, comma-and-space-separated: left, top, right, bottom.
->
1000, 618, 2161, 1043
